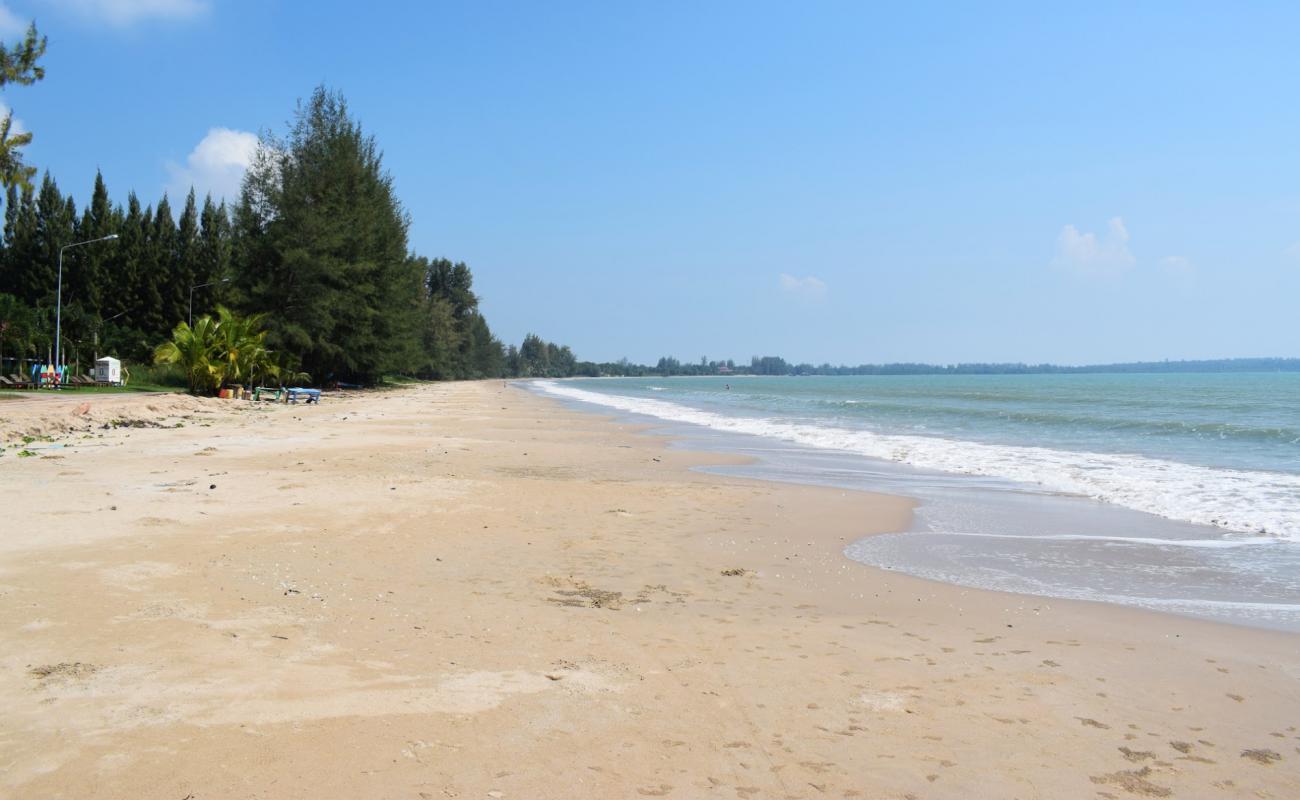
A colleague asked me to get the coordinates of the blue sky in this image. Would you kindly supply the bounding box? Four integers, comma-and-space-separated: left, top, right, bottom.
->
5, 1, 1299, 365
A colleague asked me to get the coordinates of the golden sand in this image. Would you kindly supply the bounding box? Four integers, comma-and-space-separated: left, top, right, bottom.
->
1, 382, 1296, 798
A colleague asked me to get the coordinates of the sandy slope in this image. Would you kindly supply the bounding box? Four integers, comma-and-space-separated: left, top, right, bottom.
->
0, 391, 224, 445
0, 381, 1295, 799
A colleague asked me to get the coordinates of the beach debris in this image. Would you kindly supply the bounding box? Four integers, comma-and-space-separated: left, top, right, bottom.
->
209, 484, 217, 490
1118, 746, 1155, 762
1076, 717, 1111, 729
542, 575, 624, 610
1240, 748, 1281, 765
550, 584, 623, 610
28, 662, 99, 682
1088, 767, 1171, 797
720, 568, 750, 577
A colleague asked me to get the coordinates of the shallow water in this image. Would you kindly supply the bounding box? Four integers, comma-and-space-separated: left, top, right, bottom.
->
532, 376, 1300, 632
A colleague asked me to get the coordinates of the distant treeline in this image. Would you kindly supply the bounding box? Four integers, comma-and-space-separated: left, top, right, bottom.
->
570, 356, 1300, 378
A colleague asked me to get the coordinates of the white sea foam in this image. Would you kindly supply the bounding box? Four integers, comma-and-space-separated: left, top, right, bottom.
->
536, 381, 1300, 540
918, 531, 1281, 549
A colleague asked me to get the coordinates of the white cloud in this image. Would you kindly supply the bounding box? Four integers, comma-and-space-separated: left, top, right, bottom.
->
1053, 217, 1136, 277
50, 0, 210, 27
0, 3, 28, 36
1159, 255, 1194, 278
166, 127, 258, 203
779, 273, 827, 300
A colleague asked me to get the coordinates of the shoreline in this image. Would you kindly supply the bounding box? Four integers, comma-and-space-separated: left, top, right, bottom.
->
1, 382, 1295, 798
531, 378, 1300, 633
536, 383, 1300, 640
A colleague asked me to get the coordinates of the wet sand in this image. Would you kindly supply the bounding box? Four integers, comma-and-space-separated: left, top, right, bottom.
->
0, 381, 1296, 798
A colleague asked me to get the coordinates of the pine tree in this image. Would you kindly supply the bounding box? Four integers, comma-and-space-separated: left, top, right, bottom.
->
233, 86, 414, 384
114, 193, 161, 348
71, 171, 115, 316
152, 193, 181, 327
420, 295, 461, 379
465, 312, 504, 378
0, 184, 20, 294
173, 189, 202, 327
31, 173, 74, 310
7, 185, 40, 307
136, 202, 165, 337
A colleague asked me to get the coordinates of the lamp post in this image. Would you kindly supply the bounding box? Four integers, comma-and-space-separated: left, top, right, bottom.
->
189, 278, 230, 327
93, 309, 129, 362
57, 234, 119, 376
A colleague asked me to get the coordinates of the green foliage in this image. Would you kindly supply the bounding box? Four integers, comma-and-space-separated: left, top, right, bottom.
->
0, 23, 45, 86
153, 316, 220, 394
233, 86, 416, 385
0, 23, 46, 190
211, 305, 273, 387
128, 362, 188, 389
512, 333, 577, 378
153, 306, 275, 394
0, 291, 36, 369
0, 84, 588, 387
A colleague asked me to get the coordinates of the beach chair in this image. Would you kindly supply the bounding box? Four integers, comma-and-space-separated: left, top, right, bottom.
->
8, 373, 30, 388
0, 375, 12, 387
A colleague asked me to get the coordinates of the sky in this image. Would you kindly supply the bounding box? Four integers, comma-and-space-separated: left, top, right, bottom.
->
4, 0, 1299, 365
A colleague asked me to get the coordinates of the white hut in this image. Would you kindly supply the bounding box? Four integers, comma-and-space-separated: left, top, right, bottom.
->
94, 356, 122, 385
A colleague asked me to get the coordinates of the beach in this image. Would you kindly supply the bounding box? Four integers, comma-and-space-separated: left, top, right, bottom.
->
1, 381, 1296, 798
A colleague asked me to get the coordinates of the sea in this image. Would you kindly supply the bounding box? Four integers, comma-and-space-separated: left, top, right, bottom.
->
531, 373, 1300, 632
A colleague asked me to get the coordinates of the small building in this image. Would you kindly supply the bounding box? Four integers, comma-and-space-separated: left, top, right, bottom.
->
95, 356, 122, 385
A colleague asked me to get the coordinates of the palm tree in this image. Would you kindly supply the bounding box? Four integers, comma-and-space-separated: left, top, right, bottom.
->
156, 306, 289, 395
153, 317, 220, 394
268, 351, 311, 388
212, 305, 272, 389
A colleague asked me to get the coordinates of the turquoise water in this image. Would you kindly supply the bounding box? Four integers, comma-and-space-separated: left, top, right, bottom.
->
548, 374, 1300, 538
535, 374, 1300, 630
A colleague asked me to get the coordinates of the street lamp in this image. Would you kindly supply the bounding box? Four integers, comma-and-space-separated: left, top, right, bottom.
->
189, 277, 231, 326
94, 309, 129, 362
57, 234, 119, 374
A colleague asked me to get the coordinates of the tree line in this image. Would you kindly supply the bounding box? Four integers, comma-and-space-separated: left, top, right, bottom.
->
0, 84, 589, 386
634, 356, 1300, 377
